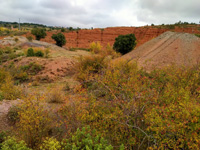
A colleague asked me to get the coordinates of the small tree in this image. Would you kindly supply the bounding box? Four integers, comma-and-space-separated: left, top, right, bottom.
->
31, 28, 47, 41
61, 28, 66, 32
27, 48, 34, 57
51, 33, 66, 47
113, 34, 136, 55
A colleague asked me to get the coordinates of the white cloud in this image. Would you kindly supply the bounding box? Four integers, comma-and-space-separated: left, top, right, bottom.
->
0, 0, 199, 28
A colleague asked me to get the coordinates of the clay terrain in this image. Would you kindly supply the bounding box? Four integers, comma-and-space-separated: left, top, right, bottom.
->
0, 36, 90, 131
0, 25, 200, 149
122, 31, 200, 70
24, 25, 200, 49
0, 36, 90, 81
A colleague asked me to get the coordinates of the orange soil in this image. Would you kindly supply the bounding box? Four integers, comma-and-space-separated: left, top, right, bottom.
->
122, 31, 200, 70
25, 25, 200, 49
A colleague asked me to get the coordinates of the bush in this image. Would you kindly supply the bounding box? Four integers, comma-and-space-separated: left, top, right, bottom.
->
195, 34, 200, 38
0, 75, 22, 100
16, 95, 53, 148
26, 48, 34, 57
34, 50, 44, 57
31, 28, 47, 41
47, 87, 65, 103
21, 62, 43, 75
26, 48, 46, 58
44, 48, 50, 58
0, 131, 7, 149
113, 34, 136, 55
0, 68, 10, 84
26, 36, 33, 41
75, 55, 108, 86
61, 28, 66, 32
89, 42, 102, 54
7, 105, 20, 125
62, 126, 113, 150
51, 33, 66, 47
40, 137, 61, 150
4, 63, 29, 83
2, 136, 31, 150
63, 82, 70, 91
0, 68, 22, 99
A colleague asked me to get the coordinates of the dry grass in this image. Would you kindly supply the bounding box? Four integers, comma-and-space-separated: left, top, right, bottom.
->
47, 87, 65, 103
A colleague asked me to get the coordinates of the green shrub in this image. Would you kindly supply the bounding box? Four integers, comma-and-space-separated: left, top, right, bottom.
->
62, 126, 113, 150
40, 137, 62, 150
34, 50, 44, 57
51, 33, 66, 47
0, 131, 7, 149
26, 48, 34, 57
75, 55, 108, 86
0, 68, 9, 84
0, 75, 22, 100
26, 36, 33, 41
16, 95, 53, 148
0, 68, 22, 99
26, 48, 45, 58
21, 62, 43, 75
31, 28, 46, 41
2, 136, 31, 150
195, 34, 200, 38
5, 63, 29, 83
61, 28, 66, 32
113, 34, 136, 55
13, 71, 29, 83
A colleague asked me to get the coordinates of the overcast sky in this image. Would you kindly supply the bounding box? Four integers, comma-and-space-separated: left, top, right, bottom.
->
0, 0, 200, 28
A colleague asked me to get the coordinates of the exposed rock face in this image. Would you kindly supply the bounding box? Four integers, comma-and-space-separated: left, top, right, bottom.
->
26, 26, 200, 49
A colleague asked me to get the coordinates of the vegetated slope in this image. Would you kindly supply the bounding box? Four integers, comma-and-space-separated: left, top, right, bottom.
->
122, 31, 200, 70
0, 36, 91, 81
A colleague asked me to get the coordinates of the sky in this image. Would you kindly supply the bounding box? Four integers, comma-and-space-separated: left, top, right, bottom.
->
0, 0, 200, 28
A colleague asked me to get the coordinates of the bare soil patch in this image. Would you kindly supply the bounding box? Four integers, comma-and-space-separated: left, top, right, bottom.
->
122, 31, 200, 70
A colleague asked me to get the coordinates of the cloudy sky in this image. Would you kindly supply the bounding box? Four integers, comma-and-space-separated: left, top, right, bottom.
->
0, 0, 200, 28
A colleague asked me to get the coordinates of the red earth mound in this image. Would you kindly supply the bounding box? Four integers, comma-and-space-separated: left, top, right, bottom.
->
121, 31, 200, 70
6, 57, 75, 82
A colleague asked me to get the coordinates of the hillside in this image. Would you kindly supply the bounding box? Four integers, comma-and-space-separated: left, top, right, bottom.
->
1, 24, 200, 149
1, 24, 200, 49
32, 25, 200, 49
122, 31, 200, 70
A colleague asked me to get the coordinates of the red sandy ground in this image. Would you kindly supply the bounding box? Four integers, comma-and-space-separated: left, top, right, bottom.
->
122, 31, 200, 70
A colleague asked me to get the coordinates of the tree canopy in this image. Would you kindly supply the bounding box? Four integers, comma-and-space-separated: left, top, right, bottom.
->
51, 33, 66, 47
31, 28, 47, 41
113, 34, 136, 55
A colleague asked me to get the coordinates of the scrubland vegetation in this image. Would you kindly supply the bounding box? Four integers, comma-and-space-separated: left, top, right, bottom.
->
0, 24, 200, 150
0, 39, 200, 150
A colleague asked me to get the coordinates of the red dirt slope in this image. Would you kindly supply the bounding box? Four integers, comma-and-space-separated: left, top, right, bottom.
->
122, 31, 200, 70
35, 25, 200, 49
